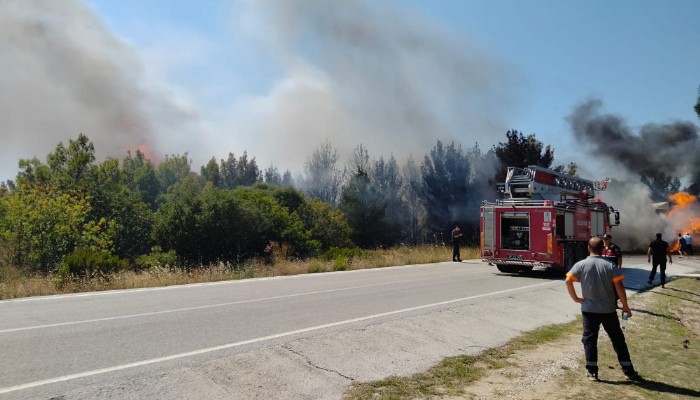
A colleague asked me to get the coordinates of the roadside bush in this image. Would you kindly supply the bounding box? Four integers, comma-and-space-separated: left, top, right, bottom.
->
320, 247, 364, 261
332, 257, 350, 271
135, 246, 178, 270
56, 248, 128, 284
321, 247, 364, 271
306, 260, 327, 273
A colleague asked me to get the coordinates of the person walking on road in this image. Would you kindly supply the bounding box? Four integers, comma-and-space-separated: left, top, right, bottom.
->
648, 233, 672, 288
451, 224, 463, 262
565, 236, 639, 382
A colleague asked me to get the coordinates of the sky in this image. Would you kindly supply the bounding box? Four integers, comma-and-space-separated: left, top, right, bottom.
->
1, 0, 699, 186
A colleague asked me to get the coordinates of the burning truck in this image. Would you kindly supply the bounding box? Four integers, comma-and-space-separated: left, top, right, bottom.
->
480, 166, 619, 273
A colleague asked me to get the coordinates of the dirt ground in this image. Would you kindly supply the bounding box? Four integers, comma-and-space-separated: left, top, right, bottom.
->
450, 278, 700, 400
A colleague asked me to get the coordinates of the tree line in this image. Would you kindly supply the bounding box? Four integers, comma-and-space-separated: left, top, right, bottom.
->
0, 130, 567, 277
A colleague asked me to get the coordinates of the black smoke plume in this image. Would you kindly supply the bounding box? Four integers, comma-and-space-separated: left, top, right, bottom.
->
569, 99, 700, 194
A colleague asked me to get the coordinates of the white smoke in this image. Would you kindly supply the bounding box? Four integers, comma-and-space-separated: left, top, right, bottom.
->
1, 0, 517, 182
0, 0, 199, 181
197, 0, 517, 174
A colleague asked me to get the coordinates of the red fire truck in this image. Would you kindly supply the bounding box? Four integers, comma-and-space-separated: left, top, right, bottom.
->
480, 166, 620, 273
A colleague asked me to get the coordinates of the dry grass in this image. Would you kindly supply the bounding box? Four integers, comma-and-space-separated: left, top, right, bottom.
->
0, 244, 472, 300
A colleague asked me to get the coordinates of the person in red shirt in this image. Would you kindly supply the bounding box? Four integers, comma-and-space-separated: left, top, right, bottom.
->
602, 234, 622, 269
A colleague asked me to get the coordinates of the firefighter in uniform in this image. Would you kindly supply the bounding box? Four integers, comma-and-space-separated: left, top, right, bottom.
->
602, 233, 622, 269
451, 224, 463, 262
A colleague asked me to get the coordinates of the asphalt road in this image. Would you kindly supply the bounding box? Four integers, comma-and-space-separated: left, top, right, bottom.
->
2, 255, 698, 400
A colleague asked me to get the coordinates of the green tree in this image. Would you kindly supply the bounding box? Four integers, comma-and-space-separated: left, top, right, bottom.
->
0, 187, 111, 273
201, 157, 222, 188
92, 160, 154, 260
153, 184, 316, 265
339, 171, 393, 248
156, 153, 200, 195
493, 130, 554, 182
46, 133, 97, 191
298, 199, 353, 251
122, 150, 160, 209
420, 140, 472, 237
219, 152, 261, 189
16, 158, 52, 188
152, 178, 204, 265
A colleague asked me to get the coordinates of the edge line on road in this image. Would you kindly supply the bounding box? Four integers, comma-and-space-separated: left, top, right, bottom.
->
0, 280, 556, 395
0, 272, 470, 334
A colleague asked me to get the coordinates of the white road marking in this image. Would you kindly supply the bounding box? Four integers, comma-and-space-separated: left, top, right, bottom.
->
0, 272, 470, 334
0, 280, 556, 395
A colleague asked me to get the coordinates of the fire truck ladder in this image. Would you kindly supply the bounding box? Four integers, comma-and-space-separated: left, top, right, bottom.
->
504, 166, 605, 202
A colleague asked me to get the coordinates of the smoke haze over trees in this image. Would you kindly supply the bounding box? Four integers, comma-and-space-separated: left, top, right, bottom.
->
2, 1, 698, 272
0, 128, 555, 276
0, 0, 515, 185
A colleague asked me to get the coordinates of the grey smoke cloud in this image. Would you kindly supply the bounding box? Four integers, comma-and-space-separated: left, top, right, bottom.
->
0, 0, 198, 181
226, 0, 516, 173
1, 0, 515, 183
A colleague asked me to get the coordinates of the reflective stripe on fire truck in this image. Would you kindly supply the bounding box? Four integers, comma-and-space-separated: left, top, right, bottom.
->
546, 233, 552, 254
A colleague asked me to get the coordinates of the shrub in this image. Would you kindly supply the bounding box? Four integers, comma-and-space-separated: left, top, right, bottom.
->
56, 248, 128, 283
332, 257, 350, 271
320, 247, 364, 261
136, 246, 178, 270
307, 260, 327, 273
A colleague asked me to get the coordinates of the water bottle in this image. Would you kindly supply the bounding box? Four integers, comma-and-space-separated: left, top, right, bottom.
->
620, 311, 629, 329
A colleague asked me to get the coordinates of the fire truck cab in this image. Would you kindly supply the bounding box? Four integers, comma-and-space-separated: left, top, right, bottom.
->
480, 166, 620, 273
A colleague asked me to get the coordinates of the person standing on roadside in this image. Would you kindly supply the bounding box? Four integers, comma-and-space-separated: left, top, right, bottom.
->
648, 233, 672, 287
565, 236, 639, 382
451, 224, 463, 262
684, 232, 693, 256
602, 233, 622, 269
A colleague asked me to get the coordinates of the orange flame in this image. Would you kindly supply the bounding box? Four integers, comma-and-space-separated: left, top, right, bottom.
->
667, 192, 700, 252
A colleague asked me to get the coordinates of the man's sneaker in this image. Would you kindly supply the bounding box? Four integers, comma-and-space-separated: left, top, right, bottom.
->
586, 371, 599, 381
624, 370, 641, 381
